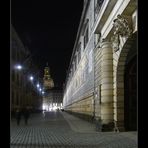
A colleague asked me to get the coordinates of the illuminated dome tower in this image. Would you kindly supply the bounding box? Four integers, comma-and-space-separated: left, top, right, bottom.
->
43, 63, 54, 90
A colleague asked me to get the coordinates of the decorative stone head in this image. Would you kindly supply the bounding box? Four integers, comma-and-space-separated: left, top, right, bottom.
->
113, 14, 132, 37
111, 14, 132, 52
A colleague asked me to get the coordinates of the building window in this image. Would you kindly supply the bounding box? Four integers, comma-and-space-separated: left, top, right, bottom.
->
84, 27, 89, 49
88, 50, 93, 73
95, 0, 104, 19
78, 43, 81, 63
95, 33, 101, 46
12, 44, 16, 59
12, 91, 14, 104
99, 84, 101, 104
12, 70, 15, 81
95, 0, 104, 11
74, 57, 77, 71
16, 93, 19, 105
73, 60, 76, 72
16, 73, 19, 85
72, 64, 74, 74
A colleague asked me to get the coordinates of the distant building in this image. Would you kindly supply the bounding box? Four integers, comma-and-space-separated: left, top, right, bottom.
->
63, 0, 137, 131
46, 88, 63, 111
42, 64, 63, 111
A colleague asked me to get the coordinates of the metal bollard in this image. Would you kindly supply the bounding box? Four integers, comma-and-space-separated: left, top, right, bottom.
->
95, 118, 102, 132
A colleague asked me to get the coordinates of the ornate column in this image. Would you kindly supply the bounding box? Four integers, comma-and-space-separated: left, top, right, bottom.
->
100, 40, 114, 131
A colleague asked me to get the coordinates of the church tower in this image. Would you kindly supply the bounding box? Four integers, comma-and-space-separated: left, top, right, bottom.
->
43, 63, 54, 90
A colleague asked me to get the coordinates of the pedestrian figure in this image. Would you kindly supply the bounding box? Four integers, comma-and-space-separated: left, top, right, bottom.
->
22, 107, 30, 125
16, 108, 22, 126
43, 110, 46, 117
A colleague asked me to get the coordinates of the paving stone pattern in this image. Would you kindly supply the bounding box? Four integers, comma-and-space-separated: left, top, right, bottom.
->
11, 111, 137, 148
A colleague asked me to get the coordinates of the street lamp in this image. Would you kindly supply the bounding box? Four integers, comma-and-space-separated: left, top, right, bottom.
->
29, 76, 34, 81
36, 83, 40, 88
14, 64, 22, 70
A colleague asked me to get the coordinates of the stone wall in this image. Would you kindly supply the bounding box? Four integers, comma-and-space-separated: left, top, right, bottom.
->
65, 94, 94, 122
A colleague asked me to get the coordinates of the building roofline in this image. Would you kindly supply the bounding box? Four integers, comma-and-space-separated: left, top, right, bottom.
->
65, 0, 90, 84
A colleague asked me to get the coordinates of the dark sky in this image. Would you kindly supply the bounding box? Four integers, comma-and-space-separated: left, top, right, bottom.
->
11, 0, 83, 89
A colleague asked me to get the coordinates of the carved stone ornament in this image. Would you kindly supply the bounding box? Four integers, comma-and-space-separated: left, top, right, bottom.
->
111, 15, 132, 52
113, 15, 132, 37
111, 34, 120, 52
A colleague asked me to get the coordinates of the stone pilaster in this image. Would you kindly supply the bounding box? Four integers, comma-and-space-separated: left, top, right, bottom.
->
100, 41, 114, 131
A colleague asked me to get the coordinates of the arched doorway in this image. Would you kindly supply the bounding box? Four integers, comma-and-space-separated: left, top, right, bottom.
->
124, 55, 137, 130
116, 32, 137, 131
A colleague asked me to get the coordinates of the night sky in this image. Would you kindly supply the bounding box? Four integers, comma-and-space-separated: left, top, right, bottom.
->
11, 0, 83, 89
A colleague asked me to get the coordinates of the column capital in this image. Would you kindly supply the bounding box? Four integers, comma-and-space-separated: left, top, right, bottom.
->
100, 39, 112, 49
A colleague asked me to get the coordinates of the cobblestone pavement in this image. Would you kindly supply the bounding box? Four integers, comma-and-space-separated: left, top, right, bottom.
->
10, 111, 137, 148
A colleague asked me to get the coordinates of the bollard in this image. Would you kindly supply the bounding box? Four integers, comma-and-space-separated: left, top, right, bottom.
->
95, 117, 102, 132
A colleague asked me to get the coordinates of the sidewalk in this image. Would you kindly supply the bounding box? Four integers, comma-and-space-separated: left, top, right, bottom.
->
62, 111, 137, 145
62, 111, 97, 133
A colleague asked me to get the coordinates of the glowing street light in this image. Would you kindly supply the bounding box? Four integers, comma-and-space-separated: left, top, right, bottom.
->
15, 64, 22, 70
29, 76, 34, 81
36, 84, 40, 88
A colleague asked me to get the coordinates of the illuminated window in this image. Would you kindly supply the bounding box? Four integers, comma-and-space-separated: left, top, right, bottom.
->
84, 27, 89, 49
78, 43, 81, 63
88, 50, 93, 73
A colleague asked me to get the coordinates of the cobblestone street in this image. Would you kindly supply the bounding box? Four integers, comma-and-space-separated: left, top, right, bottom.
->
11, 111, 137, 148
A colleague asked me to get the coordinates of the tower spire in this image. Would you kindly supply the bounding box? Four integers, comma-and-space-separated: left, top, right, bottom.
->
46, 62, 48, 67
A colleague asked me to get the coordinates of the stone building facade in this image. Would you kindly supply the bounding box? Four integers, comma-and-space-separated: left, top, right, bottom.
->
63, 0, 137, 131
43, 89, 63, 111
11, 25, 42, 115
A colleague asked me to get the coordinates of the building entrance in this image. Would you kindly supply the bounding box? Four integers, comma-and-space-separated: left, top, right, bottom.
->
124, 55, 137, 131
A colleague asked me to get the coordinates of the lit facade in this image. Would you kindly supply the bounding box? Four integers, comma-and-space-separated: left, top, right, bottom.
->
43, 88, 63, 111
63, 0, 137, 131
